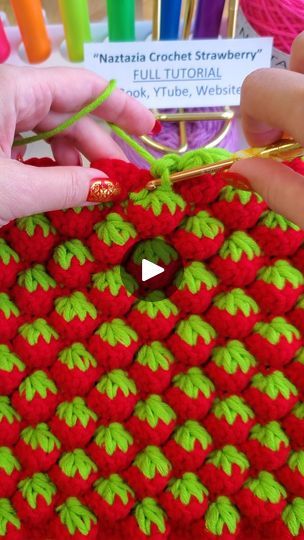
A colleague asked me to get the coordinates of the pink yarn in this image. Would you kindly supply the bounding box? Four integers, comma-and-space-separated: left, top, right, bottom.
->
241, 0, 304, 53
114, 107, 239, 169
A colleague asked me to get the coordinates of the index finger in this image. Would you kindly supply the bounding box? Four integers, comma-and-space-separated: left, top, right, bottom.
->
240, 67, 304, 147
3, 65, 155, 137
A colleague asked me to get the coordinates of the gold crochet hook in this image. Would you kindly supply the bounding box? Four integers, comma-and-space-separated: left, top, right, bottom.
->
145, 139, 304, 190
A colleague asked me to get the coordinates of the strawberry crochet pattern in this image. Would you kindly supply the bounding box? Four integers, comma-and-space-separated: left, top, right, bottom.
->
2, 143, 304, 540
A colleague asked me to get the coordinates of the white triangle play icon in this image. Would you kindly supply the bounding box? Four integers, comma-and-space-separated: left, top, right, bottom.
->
142, 259, 165, 282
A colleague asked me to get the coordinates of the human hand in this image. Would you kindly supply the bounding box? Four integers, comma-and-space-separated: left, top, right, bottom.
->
0, 65, 155, 227
231, 32, 304, 228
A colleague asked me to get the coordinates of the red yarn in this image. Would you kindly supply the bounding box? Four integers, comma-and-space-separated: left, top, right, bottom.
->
203, 414, 254, 446
124, 515, 170, 540
123, 466, 170, 498
13, 330, 61, 369
88, 440, 137, 475
89, 286, 135, 318
167, 333, 216, 366
126, 202, 185, 238
282, 414, 304, 450
212, 196, 266, 230
13, 491, 55, 526
165, 386, 214, 421
0, 309, 21, 342
199, 462, 248, 495
50, 517, 98, 540
205, 362, 256, 394
130, 363, 173, 395
9, 225, 58, 263
49, 465, 98, 496
0, 415, 21, 446
12, 283, 60, 317
206, 308, 259, 339
159, 491, 208, 523
277, 465, 304, 497
87, 387, 138, 423
12, 386, 59, 424
245, 387, 297, 421
50, 310, 99, 343
15, 441, 60, 472
88, 490, 135, 521
0, 468, 20, 498
88, 234, 136, 266
49, 208, 97, 239
127, 310, 178, 341
172, 229, 224, 261
50, 416, 97, 450
234, 487, 286, 523
249, 281, 302, 314
48, 257, 95, 289
171, 285, 216, 314
88, 334, 139, 371
252, 226, 304, 257
51, 361, 101, 398
163, 438, 212, 476
0, 365, 25, 396
243, 439, 290, 471
210, 253, 263, 288
127, 416, 175, 446
246, 333, 302, 368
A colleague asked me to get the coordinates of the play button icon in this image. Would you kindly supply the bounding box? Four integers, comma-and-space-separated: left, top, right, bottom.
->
142, 259, 164, 282
121, 237, 183, 300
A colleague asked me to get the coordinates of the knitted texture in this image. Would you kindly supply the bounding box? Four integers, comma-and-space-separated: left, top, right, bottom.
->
1, 154, 304, 540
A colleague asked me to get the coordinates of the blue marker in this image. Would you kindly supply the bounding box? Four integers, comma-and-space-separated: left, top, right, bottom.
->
160, 0, 182, 40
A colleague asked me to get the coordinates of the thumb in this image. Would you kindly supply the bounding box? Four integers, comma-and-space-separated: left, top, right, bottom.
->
0, 158, 121, 225
231, 157, 304, 229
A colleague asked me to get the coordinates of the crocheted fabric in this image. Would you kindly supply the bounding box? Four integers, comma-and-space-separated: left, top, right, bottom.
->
1, 154, 304, 540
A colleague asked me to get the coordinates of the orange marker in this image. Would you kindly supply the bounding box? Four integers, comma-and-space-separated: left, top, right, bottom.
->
10, 0, 51, 63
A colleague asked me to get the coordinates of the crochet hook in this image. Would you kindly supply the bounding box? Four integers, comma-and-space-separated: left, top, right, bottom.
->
145, 139, 304, 190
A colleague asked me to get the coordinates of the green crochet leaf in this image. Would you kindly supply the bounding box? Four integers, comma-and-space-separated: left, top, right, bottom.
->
21, 423, 60, 453
214, 288, 259, 316
251, 371, 298, 400
173, 420, 212, 451
0, 499, 21, 536
57, 497, 97, 536
94, 423, 133, 455
130, 185, 185, 216
261, 210, 300, 231
245, 471, 286, 502
258, 260, 304, 289
17, 264, 57, 292
59, 449, 97, 480
175, 261, 218, 293
293, 403, 304, 420
132, 237, 178, 265
173, 367, 214, 399
206, 445, 249, 475
135, 293, 179, 319
58, 342, 97, 371
94, 212, 137, 246
212, 340, 256, 374
94, 474, 134, 505
56, 397, 97, 428
213, 395, 255, 425
53, 239, 94, 270
96, 369, 137, 399
168, 473, 208, 505
249, 421, 289, 450
181, 210, 224, 239
19, 370, 57, 401
0, 447, 21, 475
282, 498, 304, 537
176, 315, 216, 346
0, 345, 25, 373
19, 318, 58, 345
134, 394, 176, 427
92, 265, 137, 296
295, 347, 304, 366
253, 317, 300, 344
95, 318, 138, 346
55, 291, 97, 322
134, 497, 167, 536
0, 397, 20, 424
135, 342, 174, 372
220, 185, 262, 204
219, 231, 261, 262
205, 496, 240, 536
0, 239, 19, 265
134, 445, 171, 479
288, 451, 304, 476
16, 214, 55, 236
18, 473, 56, 509
0, 293, 19, 318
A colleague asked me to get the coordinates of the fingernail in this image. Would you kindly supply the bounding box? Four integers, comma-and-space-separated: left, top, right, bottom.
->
149, 119, 162, 136
221, 171, 252, 191
87, 178, 121, 203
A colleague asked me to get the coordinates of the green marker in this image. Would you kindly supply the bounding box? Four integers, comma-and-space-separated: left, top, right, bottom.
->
106, 0, 135, 42
58, 0, 92, 62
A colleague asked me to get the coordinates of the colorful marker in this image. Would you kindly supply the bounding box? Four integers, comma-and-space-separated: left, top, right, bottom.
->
10, 0, 51, 63
106, 0, 135, 42
58, 0, 92, 62
160, 0, 182, 40
0, 18, 10, 63
193, 0, 226, 38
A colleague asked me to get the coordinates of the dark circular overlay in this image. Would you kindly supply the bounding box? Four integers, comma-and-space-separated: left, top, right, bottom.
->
121, 237, 184, 301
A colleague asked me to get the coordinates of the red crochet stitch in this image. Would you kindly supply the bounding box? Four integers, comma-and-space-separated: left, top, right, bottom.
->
2, 153, 304, 540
